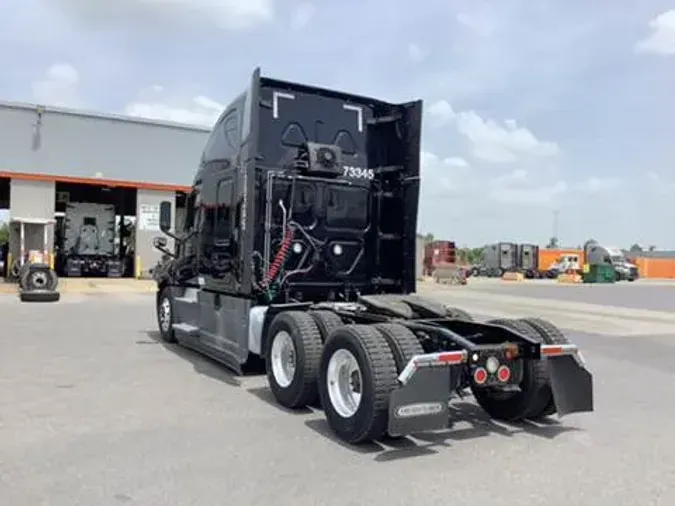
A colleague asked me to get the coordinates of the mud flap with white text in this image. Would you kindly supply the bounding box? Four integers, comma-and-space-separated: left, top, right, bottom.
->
388, 367, 458, 437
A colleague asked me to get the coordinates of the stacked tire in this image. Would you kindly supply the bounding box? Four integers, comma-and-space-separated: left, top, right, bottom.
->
18, 263, 60, 302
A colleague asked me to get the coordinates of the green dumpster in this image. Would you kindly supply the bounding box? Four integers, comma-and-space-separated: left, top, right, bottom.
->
583, 263, 616, 284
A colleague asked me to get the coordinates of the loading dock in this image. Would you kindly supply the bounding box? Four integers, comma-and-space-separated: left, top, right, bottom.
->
0, 99, 209, 279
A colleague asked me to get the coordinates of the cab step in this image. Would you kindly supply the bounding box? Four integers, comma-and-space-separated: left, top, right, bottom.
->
172, 322, 199, 338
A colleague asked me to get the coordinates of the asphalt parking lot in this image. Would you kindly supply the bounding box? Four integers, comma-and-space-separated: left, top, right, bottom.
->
1, 285, 675, 506
465, 277, 675, 311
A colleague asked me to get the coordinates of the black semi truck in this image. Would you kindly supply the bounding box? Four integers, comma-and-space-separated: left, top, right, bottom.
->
151, 68, 593, 445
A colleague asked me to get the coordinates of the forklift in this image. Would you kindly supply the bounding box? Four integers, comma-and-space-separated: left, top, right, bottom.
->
6, 217, 60, 302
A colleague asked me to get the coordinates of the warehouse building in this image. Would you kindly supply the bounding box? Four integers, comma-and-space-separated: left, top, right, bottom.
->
0, 100, 212, 278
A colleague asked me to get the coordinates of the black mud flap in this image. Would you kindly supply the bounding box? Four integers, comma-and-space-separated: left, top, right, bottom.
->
548, 355, 594, 416
388, 367, 455, 437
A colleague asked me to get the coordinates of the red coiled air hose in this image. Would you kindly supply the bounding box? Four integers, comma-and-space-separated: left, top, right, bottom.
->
262, 227, 294, 287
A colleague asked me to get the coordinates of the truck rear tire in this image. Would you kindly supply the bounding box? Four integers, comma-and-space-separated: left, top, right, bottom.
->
266, 311, 323, 409
471, 318, 550, 422
157, 288, 177, 343
445, 306, 474, 321
518, 317, 570, 419
309, 310, 344, 343
374, 323, 424, 373
318, 325, 398, 444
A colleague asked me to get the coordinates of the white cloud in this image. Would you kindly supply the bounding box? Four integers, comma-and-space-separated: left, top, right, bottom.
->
645, 171, 675, 195
421, 153, 569, 210
290, 2, 315, 30
487, 168, 567, 205
635, 10, 675, 55
573, 176, 622, 194
28, 67, 223, 127
456, 11, 497, 37
407, 43, 427, 63
490, 180, 568, 205
426, 98, 559, 164
53, 0, 275, 31
445, 157, 470, 168
123, 86, 223, 127
31, 63, 82, 108
420, 151, 474, 197
491, 168, 528, 186
455, 110, 560, 163
427, 99, 455, 125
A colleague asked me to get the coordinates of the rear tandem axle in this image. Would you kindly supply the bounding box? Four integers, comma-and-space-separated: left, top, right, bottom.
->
260, 294, 594, 445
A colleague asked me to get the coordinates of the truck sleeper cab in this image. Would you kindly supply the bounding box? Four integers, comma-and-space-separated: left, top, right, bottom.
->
152, 68, 594, 445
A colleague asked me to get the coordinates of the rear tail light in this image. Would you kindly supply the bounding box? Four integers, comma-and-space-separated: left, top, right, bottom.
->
497, 365, 511, 382
473, 367, 488, 385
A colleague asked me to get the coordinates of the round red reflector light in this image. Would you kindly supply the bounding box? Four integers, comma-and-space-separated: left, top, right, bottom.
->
497, 365, 511, 382
473, 367, 488, 384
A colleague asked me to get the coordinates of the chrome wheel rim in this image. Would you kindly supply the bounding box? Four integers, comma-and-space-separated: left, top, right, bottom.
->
326, 349, 363, 418
271, 331, 296, 388
159, 297, 171, 333
31, 271, 48, 288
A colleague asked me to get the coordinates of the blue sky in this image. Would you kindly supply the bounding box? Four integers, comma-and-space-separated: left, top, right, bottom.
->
1, 0, 674, 248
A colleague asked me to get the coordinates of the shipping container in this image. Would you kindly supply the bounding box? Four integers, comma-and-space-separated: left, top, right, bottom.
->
425, 240, 457, 267
629, 257, 675, 279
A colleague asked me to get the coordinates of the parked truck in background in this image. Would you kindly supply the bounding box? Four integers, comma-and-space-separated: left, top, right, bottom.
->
585, 242, 638, 281
478, 242, 519, 277
518, 243, 541, 278
59, 202, 124, 277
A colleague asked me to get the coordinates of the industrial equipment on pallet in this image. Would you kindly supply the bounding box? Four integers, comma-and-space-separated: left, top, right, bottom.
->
60, 202, 123, 277
7, 217, 60, 302
151, 68, 594, 445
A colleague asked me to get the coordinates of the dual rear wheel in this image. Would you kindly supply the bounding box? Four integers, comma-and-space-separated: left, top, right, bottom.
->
265, 312, 423, 443
265, 310, 565, 444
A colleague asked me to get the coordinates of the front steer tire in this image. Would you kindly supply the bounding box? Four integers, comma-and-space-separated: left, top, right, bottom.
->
265, 311, 323, 409
471, 318, 551, 422
157, 288, 177, 343
318, 325, 398, 445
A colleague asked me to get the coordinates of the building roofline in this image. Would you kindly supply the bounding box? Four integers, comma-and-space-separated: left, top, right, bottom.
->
0, 99, 214, 133
0, 170, 191, 193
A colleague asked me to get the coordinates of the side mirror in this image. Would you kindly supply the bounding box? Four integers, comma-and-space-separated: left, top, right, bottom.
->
153, 236, 168, 249
159, 201, 172, 232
